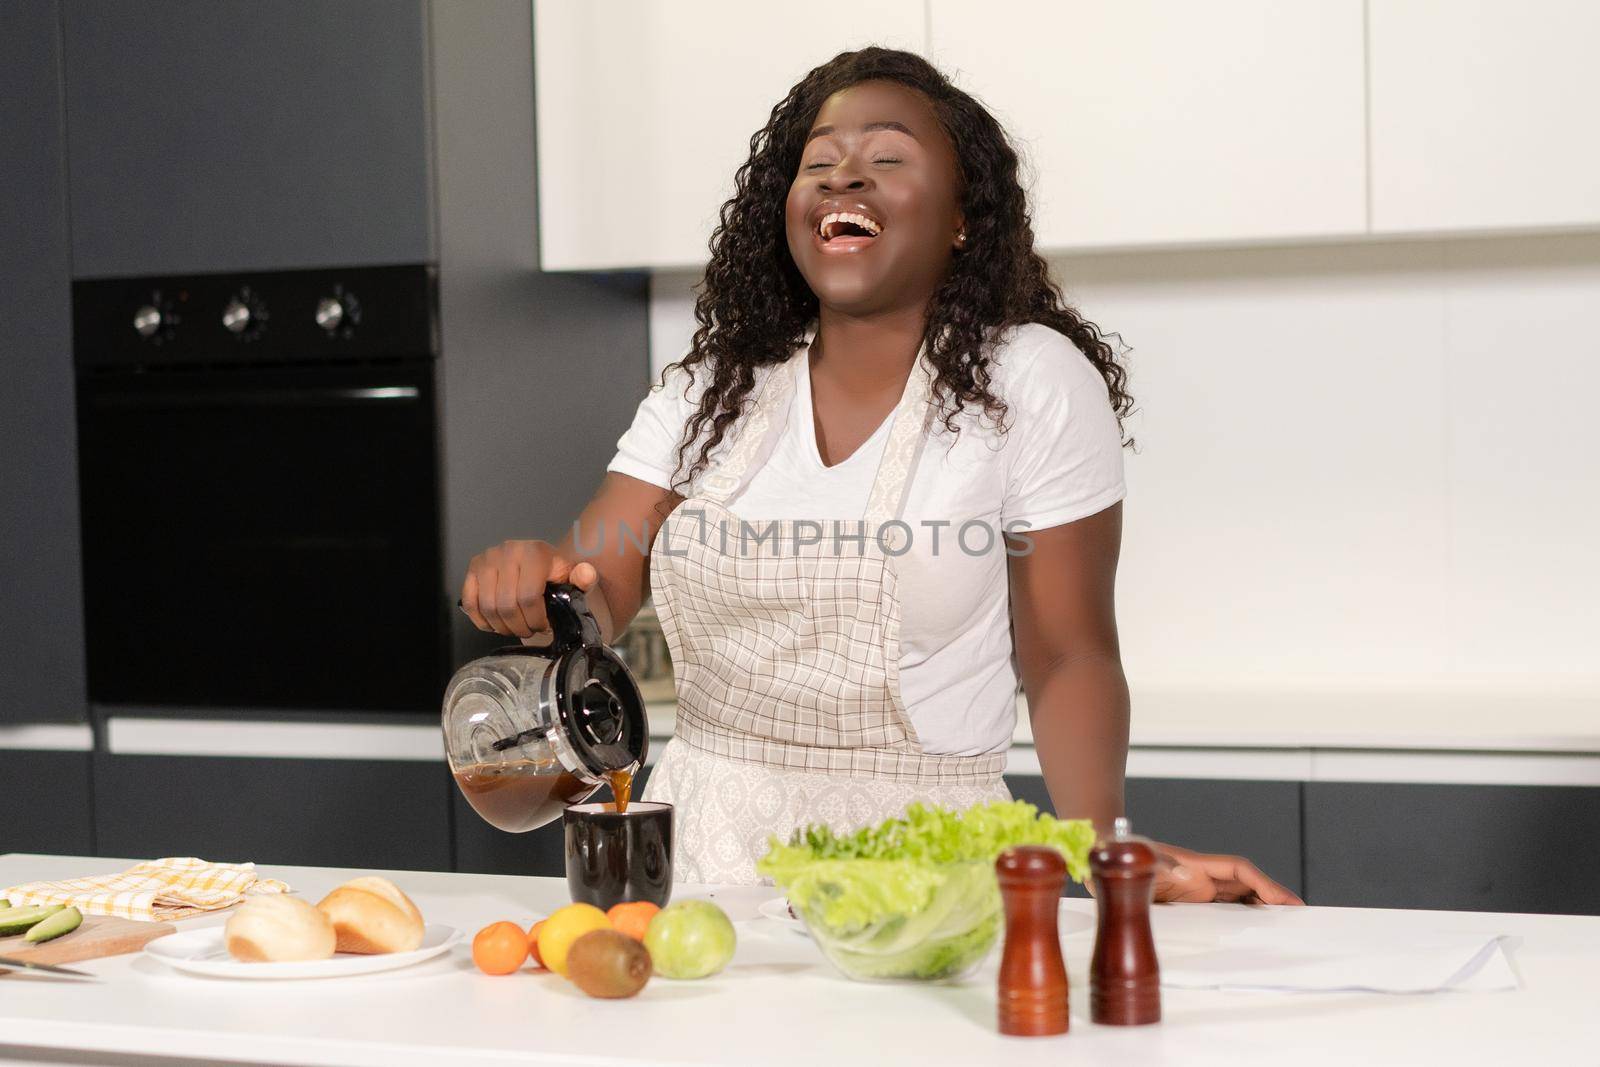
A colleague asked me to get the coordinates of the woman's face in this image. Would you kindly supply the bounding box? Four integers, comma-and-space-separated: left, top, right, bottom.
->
785, 80, 964, 318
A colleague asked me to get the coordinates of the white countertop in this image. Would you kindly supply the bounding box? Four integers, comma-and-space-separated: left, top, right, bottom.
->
3, 852, 1598, 1067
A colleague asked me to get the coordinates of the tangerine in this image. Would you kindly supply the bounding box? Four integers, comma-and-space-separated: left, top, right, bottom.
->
527, 919, 547, 967
472, 920, 529, 975
606, 901, 661, 942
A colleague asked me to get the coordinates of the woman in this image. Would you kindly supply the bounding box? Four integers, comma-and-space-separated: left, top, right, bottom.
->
462, 48, 1300, 904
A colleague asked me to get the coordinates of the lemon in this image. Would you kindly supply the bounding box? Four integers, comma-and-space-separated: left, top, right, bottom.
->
536, 903, 611, 976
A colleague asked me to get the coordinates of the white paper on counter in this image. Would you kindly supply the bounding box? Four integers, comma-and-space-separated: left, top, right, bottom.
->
1159, 927, 1520, 994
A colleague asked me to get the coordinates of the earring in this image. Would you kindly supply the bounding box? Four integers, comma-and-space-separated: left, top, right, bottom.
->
955, 230, 967, 247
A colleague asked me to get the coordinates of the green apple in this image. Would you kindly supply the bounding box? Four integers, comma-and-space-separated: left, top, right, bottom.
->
643, 900, 736, 979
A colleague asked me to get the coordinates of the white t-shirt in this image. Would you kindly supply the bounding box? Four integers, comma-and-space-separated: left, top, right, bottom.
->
607, 322, 1127, 755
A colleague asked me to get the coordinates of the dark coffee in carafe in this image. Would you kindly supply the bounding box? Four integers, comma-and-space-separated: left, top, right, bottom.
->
453, 760, 592, 833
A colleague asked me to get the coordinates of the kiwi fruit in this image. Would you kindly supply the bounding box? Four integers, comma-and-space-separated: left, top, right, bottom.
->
565, 928, 652, 999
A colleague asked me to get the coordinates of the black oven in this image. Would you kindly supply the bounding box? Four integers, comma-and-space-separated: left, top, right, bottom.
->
73, 265, 448, 713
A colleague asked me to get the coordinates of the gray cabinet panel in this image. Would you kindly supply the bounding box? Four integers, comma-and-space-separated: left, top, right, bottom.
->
0, 0, 87, 726
0, 751, 94, 857
1304, 782, 1600, 915
1006, 775, 1304, 899
95, 755, 450, 871
1124, 778, 1303, 899
439, 269, 651, 668
451, 795, 565, 878
62, 0, 432, 276
430, 0, 651, 666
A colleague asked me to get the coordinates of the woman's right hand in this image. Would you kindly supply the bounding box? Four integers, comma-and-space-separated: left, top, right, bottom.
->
1148, 841, 1304, 905
459, 541, 610, 641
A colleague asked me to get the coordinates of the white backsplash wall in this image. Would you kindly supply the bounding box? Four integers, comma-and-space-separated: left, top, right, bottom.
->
644, 233, 1600, 699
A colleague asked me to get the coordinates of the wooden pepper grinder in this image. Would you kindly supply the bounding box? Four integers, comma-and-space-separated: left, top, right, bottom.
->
1089, 817, 1161, 1025
995, 845, 1069, 1036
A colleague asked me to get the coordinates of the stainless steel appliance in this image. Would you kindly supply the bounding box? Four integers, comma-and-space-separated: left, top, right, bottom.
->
73, 265, 446, 713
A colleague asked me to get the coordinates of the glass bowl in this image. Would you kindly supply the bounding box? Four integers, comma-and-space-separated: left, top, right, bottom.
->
784, 858, 1002, 982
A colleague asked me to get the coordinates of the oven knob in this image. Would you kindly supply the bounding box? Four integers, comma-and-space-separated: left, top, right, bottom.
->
133, 305, 163, 338
315, 297, 344, 332
222, 298, 252, 334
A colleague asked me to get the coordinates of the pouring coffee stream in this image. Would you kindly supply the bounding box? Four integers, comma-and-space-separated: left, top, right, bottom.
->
443, 582, 648, 832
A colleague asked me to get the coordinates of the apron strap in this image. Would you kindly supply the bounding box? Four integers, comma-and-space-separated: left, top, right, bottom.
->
696, 356, 797, 505
861, 354, 936, 525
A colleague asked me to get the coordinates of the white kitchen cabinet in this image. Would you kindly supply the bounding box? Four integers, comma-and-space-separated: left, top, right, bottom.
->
1368, 0, 1600, 234
533, 0, 926, 270
927, 0, 1367, 250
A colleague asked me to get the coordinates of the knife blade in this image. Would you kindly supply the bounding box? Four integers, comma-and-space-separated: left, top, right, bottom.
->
0, 954, 101, 979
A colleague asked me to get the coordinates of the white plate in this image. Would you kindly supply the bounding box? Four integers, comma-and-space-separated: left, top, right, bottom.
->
143, 923, 460, 979
758, 896, 807, 934
758, 897, 1095, 938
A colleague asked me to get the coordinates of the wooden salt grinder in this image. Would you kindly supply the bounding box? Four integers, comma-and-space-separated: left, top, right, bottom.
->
995, 845, 1069, 1036
1089, 817, 1161, 1025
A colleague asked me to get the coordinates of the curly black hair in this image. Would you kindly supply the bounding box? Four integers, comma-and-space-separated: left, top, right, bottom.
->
667, 46, 1134, 492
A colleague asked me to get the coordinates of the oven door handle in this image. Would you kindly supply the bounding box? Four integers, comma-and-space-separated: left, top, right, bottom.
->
85, 385, 423, 409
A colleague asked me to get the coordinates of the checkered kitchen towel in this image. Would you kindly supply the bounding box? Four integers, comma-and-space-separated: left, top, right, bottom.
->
3, 857, 290, 921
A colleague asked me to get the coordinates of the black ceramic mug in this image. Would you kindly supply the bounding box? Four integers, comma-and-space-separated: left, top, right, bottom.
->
563, 801, 674, 910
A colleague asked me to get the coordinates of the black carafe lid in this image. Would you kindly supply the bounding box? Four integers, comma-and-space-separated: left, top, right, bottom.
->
480, 583, 647, 778
557, 643, 647, 775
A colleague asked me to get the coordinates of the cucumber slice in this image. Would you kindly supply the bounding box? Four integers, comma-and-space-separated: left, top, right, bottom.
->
0, 905, 64, 936
23, 906, 82, 944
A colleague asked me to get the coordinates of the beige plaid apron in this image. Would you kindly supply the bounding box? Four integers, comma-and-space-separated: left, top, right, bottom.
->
642, 347, 1010, 884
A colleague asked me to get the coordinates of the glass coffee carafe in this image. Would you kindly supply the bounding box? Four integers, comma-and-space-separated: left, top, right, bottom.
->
442, 582, 647, 833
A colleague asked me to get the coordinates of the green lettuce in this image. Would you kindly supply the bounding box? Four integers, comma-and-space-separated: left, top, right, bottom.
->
759, 799, 1096, 882
756, 800, 1095, 981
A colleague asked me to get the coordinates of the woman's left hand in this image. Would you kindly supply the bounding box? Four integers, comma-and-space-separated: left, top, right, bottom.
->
1148, 842, 1305, 905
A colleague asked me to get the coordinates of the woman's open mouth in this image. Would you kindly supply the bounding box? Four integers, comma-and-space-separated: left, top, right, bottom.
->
814, 209, 883, 254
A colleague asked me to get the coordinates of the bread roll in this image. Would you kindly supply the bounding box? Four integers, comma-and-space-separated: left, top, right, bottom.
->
224, 895, 336, 962
315, 876, 424, 954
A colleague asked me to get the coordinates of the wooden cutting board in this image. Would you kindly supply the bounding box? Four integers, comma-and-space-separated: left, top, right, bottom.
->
0, 913, 175, 967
